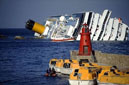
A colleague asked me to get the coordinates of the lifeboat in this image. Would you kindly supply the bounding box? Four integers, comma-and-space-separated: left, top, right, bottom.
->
97, 67, 129, 85
50, 59, 79, 75
45, 68, 57, 77
69, 67, 97, 85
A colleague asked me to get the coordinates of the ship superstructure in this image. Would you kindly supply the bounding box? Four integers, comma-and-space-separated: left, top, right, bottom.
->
26, 9, 129, 41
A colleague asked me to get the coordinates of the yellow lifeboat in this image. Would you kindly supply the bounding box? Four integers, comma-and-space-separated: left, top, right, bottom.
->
97, 67, 129, 85
69, 67, 97, 85
50, 59, 79, 75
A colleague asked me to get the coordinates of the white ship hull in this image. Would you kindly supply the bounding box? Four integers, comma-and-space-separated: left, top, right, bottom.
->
99, 11, 112, 40
109, 18, 119, 41
69, 79, 96, 85
103, 18, 114, 41
90, 13, 100, 40
117, 23, 129, 41
33, 10, 129, 41
93, 10, 111, 41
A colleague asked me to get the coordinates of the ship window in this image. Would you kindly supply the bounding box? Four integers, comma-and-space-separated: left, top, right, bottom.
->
97, 69, 102, 74
79, 59, 89, 65
104, 72, 108, 75
74, 69, 79, 76
89, 63, 93, 66
80, 59, 89, 63
51, 61, 56, 66
89, 69, 91, 73
126, 72, 129, 74
79, 64, 84, 66
74, 73, 78, 76
63, 63, 66, 68
104, 33, 106, 37
110, 69, 119, 75
68, 63, 70, 68
75, 69, 79, 72
69, 60, 73, 63
63, 63, 71, 68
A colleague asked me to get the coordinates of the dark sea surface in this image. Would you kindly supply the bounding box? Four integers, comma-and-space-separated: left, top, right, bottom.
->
0, 29, 129, 85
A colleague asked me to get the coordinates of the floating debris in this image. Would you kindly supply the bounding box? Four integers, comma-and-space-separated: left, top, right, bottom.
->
14, 36, 24, 40
0, 34, 7, 39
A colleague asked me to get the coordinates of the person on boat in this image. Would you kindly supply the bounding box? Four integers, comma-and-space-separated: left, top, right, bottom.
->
51, 68, 56, 76
45, 68, 56, 77
51, 68, 56, 74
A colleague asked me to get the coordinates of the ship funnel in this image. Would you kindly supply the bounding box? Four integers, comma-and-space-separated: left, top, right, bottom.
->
25, 19, 45, 35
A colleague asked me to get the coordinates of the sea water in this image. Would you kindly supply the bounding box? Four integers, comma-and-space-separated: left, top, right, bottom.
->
0, 29, 129, 85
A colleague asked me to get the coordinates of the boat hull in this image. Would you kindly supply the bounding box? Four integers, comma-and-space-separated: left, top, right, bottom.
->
54, 67, 61, 73
52, 38, 74, 42
98, 82, 129, 85
49, 64, 56, 69
60, 68, 73, 75
69, 79, 96, 85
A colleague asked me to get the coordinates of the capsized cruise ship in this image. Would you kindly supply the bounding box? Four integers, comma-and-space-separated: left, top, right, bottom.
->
26, 9, 129, 41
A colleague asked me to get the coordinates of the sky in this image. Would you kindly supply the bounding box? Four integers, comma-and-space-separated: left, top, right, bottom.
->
0, 0, 129, 28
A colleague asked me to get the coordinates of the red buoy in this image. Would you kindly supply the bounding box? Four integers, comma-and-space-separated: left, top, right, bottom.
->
78, 24, 92, 56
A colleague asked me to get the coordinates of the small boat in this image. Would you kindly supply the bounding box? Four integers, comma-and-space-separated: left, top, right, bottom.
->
45, 68, 57, 77
49, 59, 80, 75
69, 67, 97, 85
45, 73, 56, 77
55, 59, 79, 75
97, 67, 129, 85
14, 36, 24, 40
0, 34, 7, 39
